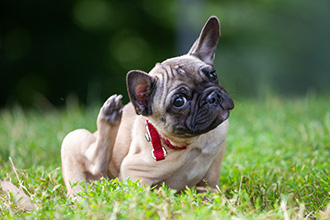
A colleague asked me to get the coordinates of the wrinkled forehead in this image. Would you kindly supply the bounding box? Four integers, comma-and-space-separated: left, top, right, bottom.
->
162, 55, 208, 71
162, 55, 206, 66
149, 55, 209, 77
148, 55, 219, 99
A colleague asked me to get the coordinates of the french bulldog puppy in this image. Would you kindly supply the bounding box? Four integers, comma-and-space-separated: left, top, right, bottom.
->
61, 16, 234, 195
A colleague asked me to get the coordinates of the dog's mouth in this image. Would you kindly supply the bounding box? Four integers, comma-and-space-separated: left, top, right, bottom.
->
174, 88, 234, 137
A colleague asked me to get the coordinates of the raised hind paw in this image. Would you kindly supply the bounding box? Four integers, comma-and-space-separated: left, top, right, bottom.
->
99, 94, 123, 125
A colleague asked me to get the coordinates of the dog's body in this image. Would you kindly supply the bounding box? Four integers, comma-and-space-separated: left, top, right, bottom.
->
61, 16, 234, 195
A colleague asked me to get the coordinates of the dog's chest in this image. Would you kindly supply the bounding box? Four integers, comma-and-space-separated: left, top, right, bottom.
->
164, 134, 223, 189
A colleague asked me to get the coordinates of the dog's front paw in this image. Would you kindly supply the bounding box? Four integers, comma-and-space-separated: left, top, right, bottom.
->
99, 94, 123, 125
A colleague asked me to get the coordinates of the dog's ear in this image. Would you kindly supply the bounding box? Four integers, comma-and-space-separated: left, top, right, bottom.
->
126, 70, 155, 116
187, 16, 220, 65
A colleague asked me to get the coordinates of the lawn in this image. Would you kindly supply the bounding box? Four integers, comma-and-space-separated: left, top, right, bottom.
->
0, 95, 329, 219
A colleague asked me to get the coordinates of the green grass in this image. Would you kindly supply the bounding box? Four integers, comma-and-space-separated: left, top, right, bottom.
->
1, 95, 330, 219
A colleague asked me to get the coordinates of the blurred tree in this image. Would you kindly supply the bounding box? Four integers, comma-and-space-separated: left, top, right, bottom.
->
0, 0, 176, 108
208, 0, 330, 98
0, 0, 329, 108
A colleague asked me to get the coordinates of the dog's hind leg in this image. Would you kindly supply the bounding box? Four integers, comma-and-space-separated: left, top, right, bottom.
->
61, 95, 123, 195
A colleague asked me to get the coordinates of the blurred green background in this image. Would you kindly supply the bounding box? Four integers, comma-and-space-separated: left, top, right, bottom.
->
1, 0, 329, 108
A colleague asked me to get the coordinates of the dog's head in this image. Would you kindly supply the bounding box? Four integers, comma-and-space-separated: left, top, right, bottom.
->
127, 16, 234, 141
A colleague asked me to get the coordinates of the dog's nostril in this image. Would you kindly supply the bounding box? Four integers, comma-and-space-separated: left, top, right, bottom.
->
208, 97, 216, 104
206, 92, 221, 105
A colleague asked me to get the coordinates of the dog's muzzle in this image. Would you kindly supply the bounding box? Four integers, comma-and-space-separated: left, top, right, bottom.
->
184, 87, 234, 136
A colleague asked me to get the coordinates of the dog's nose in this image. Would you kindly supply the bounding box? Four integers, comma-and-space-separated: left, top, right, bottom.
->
206, 91, 222, 105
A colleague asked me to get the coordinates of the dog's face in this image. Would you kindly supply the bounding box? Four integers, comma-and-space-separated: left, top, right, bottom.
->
127, 16, 234, 139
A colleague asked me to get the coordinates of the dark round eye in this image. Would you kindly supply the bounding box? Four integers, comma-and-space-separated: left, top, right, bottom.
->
201, 66, 217, 80
208, 70, 217, 80
173, 96, 187, 108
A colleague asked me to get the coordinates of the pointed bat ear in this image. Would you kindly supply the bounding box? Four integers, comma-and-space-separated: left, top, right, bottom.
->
126, 70, 155, 116
187, 16, 221, 65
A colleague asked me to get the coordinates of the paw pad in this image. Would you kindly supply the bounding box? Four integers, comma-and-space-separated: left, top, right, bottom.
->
101, 94, 123, 124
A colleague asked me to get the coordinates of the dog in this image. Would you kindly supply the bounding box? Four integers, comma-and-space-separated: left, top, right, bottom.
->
61, 16, 234, 195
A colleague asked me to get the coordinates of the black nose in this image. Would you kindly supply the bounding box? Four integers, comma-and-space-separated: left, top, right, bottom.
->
206, 91, 222, 105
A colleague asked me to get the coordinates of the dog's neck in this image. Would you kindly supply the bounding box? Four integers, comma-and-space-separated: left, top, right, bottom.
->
145, 120, 188, 161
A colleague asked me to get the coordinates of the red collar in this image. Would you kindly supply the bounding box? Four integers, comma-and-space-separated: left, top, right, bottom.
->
145, 120, 187, 161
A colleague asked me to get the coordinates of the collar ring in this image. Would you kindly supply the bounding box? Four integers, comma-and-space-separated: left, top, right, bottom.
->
151, 147, 167, 160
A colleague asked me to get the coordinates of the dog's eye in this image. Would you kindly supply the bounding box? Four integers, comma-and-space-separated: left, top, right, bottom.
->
208, 70, 217, 80
173, 96, 187, 108
201, 66, 217, 80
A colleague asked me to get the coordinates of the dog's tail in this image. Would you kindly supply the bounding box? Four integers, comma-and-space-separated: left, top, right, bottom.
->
0, 179, 36, 211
